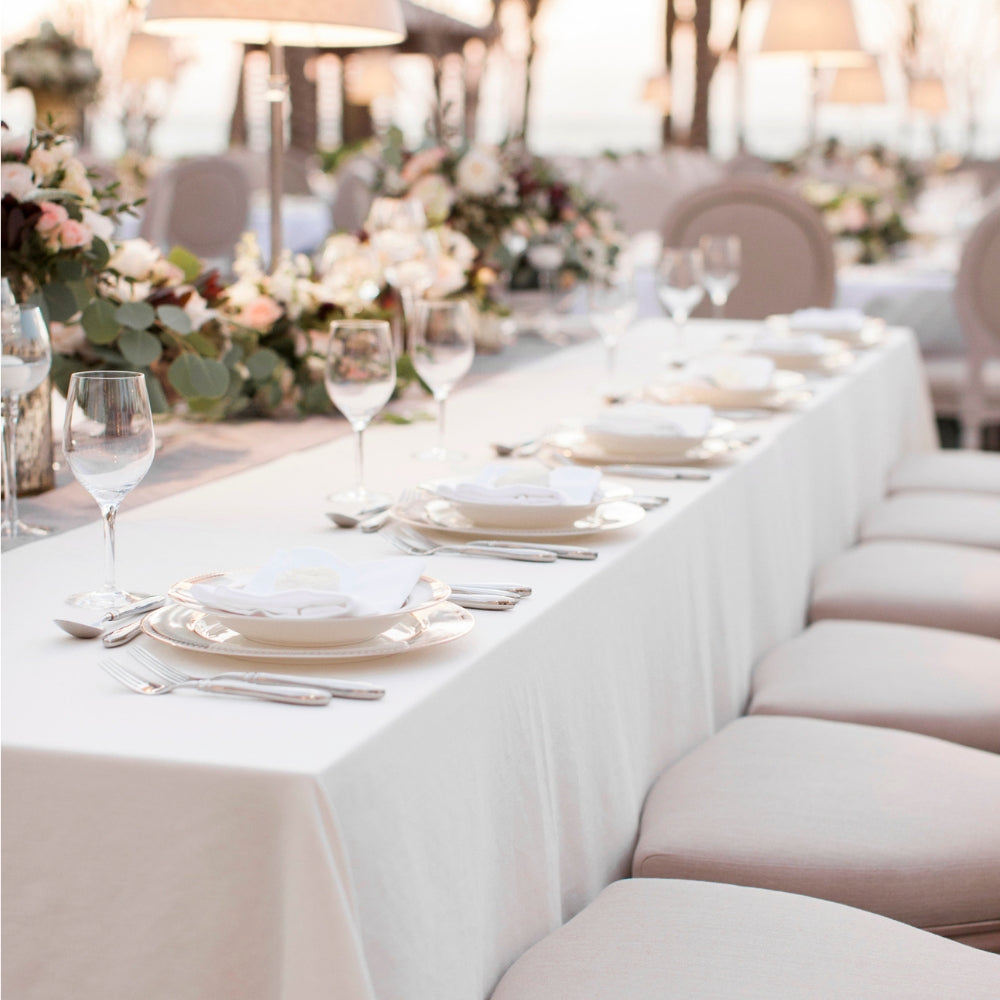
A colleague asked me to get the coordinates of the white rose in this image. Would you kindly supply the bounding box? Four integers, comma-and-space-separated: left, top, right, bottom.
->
27, 146, 62, 184
60, 160, 93, 202
222, 277, 261, 310
108, 238, 162, 280
318, 233, 362, 275
0, 130, 29, 159
48, 320, 88, 354
455, 147, 503, 197
182, 290, 215, 331
151, 258, 184, 286
100, 274, 152, 303
81, 208, 115, 243
1, 163, 36, 200
409, 174, 455, 226
436, 226, 477, 269
427, 257, 468, 298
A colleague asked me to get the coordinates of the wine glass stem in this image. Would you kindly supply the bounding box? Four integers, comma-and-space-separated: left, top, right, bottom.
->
100, 503, 119, 595
2, 395, 22, 533
606, 341, 618, 377
352, 424, 366, 495
400, 286, 417, 353
712, 300, 724, 319
436, 394, 448, 455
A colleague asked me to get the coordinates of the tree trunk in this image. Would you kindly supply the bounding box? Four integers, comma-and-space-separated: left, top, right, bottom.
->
229, 46, 249, 147
661, 0, 676, 146
286, 46, 318, 154
689, 0, 717, 150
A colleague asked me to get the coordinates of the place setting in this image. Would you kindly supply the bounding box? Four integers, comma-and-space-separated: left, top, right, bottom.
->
731, 325, 857, 375
764, 307, 889, 351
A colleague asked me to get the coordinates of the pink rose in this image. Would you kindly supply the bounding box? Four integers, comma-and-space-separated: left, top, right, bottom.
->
400, 146, 448, 185
238, 295, 283, 331
57, 220, 91, 249
35, 201, 69, 236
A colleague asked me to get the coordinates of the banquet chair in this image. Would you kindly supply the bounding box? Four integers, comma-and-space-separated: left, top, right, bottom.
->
631, 716, 1000, 949
490, 879, 1000, 1000
808, 540, 1000, 639
659, 179, 836, 319
887, 450, 1000, 495
140, 156, 250, 263
954, 203, 1000, 448
858, 490, 1000, 549
747, 619, 1000, 753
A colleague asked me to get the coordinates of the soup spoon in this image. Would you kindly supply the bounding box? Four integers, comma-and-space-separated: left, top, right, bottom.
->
54, 595, 166, 639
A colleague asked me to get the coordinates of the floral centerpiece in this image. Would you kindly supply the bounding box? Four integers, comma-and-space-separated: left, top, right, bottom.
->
360, 129, 626, 304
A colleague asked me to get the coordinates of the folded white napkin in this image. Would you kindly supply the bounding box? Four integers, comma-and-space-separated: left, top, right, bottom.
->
585, 403, 714, 440
434, 462, 602, 506
685, 354, 775, 390
189, 548, 426, 618
752, 332, 829, 356
789, 308, 867, 334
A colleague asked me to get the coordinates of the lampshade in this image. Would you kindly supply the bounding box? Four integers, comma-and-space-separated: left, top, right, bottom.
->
122, 33, 178, 83
827, 62, 885, 104
345, 53, 396, 105
909, 77, 948, 114
759, 0, 867, 67
142, 0, 406, 47
642, 73, 672, 112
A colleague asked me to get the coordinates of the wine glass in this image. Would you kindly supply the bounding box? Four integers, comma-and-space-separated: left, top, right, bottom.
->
587, 269, 636, 382
526, 240, 566, 343
411, 299, 475, 463
2, 298, 53, 539
324, 319, 396, 505
699, 235, 741, 318
63, 371, 155, 609
656, 247, 705, 356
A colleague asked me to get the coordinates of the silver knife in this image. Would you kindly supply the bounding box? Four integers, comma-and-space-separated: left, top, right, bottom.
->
467, 540, 598, 560
450, 595, 519, 611
600, 465, 712, 481
206, 672, 385, 700
445, 544, 557, 562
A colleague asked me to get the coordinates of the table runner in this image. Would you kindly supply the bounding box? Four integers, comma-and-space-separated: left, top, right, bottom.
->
2, 319, 935, 1000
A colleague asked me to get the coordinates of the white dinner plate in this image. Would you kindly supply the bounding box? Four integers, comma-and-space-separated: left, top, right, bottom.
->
142, 602, 474, 662
548, 430, 749, 467
167, 572, 451, 647
420, 480, 633, 530
746, 339, 854, 373
580, 417, 734, 460
766, 314, 887, 349
642, 370, 808, 410
392, 496, 646, 539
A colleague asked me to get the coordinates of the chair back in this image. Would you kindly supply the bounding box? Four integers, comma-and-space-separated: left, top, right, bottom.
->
142, 156, 250, 260
660, 179, 836, 319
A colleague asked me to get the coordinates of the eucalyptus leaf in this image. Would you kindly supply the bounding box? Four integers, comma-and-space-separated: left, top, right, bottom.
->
185, 331, 218, 357
166, 246, 202, 283
42, 281, 79, 323
156, 304, 192, 335
81, 298, 120, 345
114, 300, 156, 331
67, 279, 91, 311
119, 329, 163, 367
245, 347, 281, 382
90, 237, 111, 269
143, 374, 170, 414
168, 354, 229, 400
56, 259, 84, 281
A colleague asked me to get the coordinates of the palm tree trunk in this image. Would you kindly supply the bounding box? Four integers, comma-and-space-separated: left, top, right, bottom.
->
689, 1, 717, 150
662, 0, 676, 146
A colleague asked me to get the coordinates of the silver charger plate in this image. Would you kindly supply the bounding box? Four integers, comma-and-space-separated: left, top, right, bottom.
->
391, 496, 646, 539
142, 602, 474, 662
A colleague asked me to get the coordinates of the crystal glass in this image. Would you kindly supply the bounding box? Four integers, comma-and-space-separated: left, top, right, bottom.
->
656, 247, 705, 351
324, 319, 396, 504
366, 196, 427, 234
63, 371, 155, 609
2, 298, 53, 539
411, 299, 475, 462
699, 235, 741, 318
587, 269, 636, 381
526, 240, 566, 342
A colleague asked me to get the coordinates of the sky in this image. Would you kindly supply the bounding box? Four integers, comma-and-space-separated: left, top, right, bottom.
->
3, 0, 999, 160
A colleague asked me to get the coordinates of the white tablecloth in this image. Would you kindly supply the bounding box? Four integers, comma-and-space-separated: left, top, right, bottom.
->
1, 320, 935, 1000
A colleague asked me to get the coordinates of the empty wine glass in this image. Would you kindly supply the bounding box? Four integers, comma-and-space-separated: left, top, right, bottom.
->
526, 240, 566, 343
411, 299, 475, 463
656, 247, 705, 355
324, 319, 396, 505
63, 371, 155, 609
2, 299, 53, 538
587, 272, 636, 381
699, 235, 741, 318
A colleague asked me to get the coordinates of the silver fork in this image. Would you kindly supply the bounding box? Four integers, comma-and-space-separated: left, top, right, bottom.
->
383, 523, 557, 562
99, 658, 332, 706
130, 646, 385, 701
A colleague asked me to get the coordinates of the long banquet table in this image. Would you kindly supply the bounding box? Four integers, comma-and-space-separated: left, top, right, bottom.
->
2, 318, 935, 1000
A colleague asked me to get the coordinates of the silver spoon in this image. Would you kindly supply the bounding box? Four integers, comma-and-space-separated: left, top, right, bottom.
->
54, 595, 166, 639
492, 437, 544, 458
326, 503, 390, 528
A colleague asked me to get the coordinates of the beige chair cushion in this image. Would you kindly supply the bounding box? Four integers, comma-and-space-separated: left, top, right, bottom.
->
491, 879, 1000, 1000
888, 451, 1000, 496
859, 491, 1000, 549
809, 541, 1000, 640
748, 620, 1000, 752
633, 716, 1000, 946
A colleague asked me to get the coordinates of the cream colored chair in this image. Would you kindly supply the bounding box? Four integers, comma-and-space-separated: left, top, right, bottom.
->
491, 879, 1000, 999
748, 619, 1000, 752
660, 179, 836, 319
809, 540, 1000, 639
887, 450, 1000, 495
955, 204, 1000, 448
859, 491, 1000, 549
632, 716, 1000, 949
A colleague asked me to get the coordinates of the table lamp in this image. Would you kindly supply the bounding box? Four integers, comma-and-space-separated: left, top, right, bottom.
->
758, 0, 868, 147
827, 62, 886, 105
142, 0, 406, 269
642, 73, 673, 113
909, 77, 948, 115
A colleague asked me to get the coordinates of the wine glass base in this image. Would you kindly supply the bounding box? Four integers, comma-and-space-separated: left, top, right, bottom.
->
64, 588, 152, 612
1, 519, 52, 539
412, 446, 467, 464
325, 487, 393, 507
